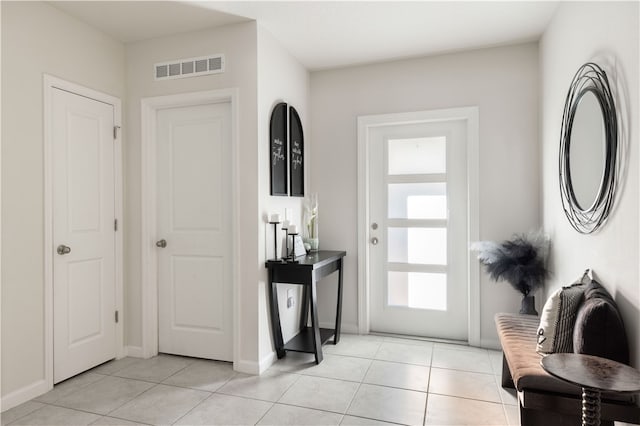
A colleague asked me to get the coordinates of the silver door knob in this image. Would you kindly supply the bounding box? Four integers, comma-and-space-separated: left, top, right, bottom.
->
57, 245, 71, 255
371, 237, 379, 245
156, 239, 167, 248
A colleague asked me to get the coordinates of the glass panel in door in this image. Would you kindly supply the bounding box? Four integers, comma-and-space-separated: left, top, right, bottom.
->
368, 120, 468, 340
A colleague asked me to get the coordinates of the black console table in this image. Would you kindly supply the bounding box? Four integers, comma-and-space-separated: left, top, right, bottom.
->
265, 250, 346, 364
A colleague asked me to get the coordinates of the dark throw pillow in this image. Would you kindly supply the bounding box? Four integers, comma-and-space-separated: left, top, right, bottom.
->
573, 280, 629, 365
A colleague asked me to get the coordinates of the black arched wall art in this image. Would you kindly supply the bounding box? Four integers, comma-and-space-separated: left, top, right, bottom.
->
289, 106, 304, 197
269, 102, 288, 196
269, 102, 305, 197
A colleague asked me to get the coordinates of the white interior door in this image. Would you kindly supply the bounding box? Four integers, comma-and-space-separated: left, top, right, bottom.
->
156, 102, 233, 361
52, 88, 116, 383
368, 120, 468, 340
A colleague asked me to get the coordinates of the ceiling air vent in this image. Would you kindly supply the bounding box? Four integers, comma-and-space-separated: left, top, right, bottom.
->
155, 54, 225, 80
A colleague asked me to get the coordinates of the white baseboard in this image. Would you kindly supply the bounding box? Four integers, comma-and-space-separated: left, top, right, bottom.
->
479, 338, 501, 351
236, 351, 277, 375
232, 323, 359, 377
1, 379, 50, 412
234, 358, 260, 375
258, 352, 276, 374
125, 346, 145, 358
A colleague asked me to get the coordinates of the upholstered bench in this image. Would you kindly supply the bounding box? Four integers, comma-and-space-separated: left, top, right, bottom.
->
495, 313, 640, 426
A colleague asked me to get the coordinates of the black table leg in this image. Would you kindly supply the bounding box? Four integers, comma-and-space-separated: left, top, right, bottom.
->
582, 387, 601, 426
300, 285, 309, 330
309, 271, 323, 364
267, 268, 286, 358
334, 258, 343, 344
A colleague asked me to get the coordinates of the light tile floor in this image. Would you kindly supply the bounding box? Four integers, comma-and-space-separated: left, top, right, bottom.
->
1, 335, 520, 426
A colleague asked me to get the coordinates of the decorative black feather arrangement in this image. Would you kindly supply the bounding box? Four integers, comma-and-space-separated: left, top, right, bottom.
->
471, 231, 550, 296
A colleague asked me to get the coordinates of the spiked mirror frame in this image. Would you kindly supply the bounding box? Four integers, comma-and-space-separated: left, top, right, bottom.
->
559, 63, 618, 234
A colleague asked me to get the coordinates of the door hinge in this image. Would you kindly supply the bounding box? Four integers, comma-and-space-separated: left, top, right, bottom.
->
115, 310, 119, 323
113, 125, 121, 140
114, 218, 118, 231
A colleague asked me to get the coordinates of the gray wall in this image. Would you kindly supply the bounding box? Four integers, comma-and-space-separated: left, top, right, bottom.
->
1, 1, 126, 402
309, 43, 541, 346
124, 21, 260, 368
540, 1, 639, 373
256, 25, 310, 364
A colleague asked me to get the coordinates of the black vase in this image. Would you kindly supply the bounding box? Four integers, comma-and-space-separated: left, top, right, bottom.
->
519, 295, 538, 316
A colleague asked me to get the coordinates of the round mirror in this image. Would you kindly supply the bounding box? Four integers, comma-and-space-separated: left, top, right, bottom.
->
559, 63, 618, 234
568, 90, 606, 211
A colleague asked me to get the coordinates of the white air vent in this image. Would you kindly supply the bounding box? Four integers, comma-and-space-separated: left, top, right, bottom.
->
155, 54, 225, 80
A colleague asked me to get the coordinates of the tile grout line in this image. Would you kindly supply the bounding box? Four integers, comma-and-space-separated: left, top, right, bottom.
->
33, 373, 110, 405
169, 390, 215, 426
103, 382, 163, 423
271, 372, 370, 418
268, 400, 351, 418
426, 391, 505, 406
7, 402, 102, 425
339, 342, 379, 423
4, 402, 49, 426
344, 341, 430, 426
494, 372, 514, 425
423, 343, 435, 426
78, 376, 157, 418
251, 401, 276, 426
429, 365, 496, 376
272, 369, 303, 404
92, 412, 154, 426
340, 354, 372, 419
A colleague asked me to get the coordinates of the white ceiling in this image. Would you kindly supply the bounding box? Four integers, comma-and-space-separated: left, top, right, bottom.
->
50, 1, 559, 71
50, 1, 250, 43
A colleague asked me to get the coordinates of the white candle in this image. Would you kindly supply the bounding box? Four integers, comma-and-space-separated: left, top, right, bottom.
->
282, 220, 290, 229
270, 213, 280, 223
288, 224, 297, 234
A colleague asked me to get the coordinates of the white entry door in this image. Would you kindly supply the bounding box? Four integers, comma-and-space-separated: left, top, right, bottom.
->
52, 88, 116, 383
156, 102, 233, 361
368, 119, 469, 340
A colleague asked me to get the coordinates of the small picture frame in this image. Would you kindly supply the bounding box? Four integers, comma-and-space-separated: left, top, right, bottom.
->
293, 235, 307, 257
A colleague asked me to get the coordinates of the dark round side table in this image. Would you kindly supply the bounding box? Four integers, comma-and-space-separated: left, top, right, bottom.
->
541, 353, 640, 426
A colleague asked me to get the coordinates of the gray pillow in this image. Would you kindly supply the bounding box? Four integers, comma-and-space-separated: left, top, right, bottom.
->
573, 280, 629, 364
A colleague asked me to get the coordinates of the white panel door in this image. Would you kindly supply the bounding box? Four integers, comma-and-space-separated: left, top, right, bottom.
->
157, 102, 233, 361
368, 120, 468, 340
52, 88, 116, 383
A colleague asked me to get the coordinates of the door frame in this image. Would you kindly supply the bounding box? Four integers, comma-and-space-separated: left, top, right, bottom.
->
140, 89, 239, 367
43, 74, 124, 390
356, 107, 480, 346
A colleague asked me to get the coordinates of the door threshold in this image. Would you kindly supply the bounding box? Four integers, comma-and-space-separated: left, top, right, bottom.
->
368, 331, 472, 348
